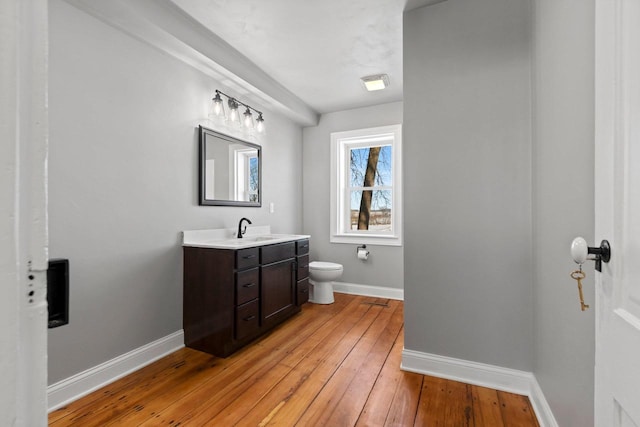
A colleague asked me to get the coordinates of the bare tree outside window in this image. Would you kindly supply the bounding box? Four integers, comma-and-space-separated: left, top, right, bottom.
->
349, 145, 392, 231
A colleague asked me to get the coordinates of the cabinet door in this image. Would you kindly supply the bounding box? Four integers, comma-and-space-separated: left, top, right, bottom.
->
261, 259, 295, 326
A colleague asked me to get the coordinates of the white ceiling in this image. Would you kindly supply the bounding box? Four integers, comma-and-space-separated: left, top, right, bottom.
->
171, 0, 443, 114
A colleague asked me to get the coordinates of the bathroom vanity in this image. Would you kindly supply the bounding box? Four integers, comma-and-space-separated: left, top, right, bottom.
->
182, 228, 310, 357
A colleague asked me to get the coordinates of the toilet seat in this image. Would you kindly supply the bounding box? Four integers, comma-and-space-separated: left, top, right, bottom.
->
309, 261, 343, 271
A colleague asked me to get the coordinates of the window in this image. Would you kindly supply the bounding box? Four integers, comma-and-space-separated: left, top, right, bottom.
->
330, 124, 402, 246
234, 148, 259, 202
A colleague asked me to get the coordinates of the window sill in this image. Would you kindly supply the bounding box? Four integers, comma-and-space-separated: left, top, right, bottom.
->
330, 233, 402, 247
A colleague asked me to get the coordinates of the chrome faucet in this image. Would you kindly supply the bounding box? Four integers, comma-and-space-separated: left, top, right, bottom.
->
237, 217, 252, 238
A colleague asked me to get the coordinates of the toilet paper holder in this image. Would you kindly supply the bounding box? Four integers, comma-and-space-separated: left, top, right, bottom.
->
357, 244, 370, 260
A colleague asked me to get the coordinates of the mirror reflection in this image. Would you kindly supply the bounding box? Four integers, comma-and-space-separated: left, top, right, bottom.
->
199, 125, 261, 206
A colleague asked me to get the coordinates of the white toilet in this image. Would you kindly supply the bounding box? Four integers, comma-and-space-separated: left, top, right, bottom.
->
308, 261, 343, 304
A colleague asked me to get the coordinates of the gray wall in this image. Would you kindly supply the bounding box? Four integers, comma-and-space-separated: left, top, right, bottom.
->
403, 0, 533, 370
302, 102, 404, 289
404, 1, 596, 425
532, 1, 595, 425
48, 0, 303, 384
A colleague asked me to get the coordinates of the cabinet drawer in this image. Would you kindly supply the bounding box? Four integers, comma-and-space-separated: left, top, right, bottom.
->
236, 268, 259, 305
236, 247, 259, 270
297, 278, 309, 305
261, 242, 295, 265
235, 299, 259, 340
296, 239, 310, 255
297, 255, 309, 279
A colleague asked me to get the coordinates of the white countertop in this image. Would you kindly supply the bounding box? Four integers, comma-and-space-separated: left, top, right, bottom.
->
182, 226, 310, 250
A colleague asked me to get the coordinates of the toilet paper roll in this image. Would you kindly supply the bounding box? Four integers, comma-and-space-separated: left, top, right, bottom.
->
357, 248, 369, 260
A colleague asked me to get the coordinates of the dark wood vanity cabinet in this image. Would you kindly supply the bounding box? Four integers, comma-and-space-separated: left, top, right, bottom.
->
183, 238, 309, 357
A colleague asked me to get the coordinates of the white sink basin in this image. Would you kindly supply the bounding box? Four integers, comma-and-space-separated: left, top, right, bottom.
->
182, 227, 309, 249
209, 235, 280, 245
241, 235, 280, 242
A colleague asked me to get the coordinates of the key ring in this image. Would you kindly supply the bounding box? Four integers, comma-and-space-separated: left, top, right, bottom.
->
571, 270, 586, 280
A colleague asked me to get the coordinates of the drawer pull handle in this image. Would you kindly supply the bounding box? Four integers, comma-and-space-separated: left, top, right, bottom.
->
243, 283, 256, 288
301, 244, 309, 249
300, 289, 308, 294
243, 254, 256, 259
243, 315, 256, 321
301, 264, 309, 269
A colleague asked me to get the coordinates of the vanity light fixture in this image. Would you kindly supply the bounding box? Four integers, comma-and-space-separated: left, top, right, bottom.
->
209, 89, 265, 134
360, 74, 390, 91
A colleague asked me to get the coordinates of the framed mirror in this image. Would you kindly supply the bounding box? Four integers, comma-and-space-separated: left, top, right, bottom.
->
199, 125, 261, 207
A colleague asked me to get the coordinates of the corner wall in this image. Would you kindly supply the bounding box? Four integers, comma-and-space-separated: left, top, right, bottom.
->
302, 102, 404, 290
403, 0, 533, 371
48, 0, 303, 384
532, 1, 595, 425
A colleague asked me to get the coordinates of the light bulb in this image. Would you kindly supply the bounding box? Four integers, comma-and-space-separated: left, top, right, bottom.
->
210, 92, 225, 118
228, 99, 240, 124
256, 113, 265, 133
213, 100, 223, 116
208, 92, 226, 121
243, 108, 254, 129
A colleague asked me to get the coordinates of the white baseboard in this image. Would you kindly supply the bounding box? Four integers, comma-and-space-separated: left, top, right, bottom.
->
527, 376, 559, 427
332, 281, 404, 300
401, 349, 558, 427
47, 330, 184, 412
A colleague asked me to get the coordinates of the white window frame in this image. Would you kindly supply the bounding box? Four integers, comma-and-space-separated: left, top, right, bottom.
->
233, 148, 258, 202
330, 124, 402, 246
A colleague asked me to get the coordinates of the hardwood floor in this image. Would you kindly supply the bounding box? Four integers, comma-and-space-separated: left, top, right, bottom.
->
49, 293, 539, 426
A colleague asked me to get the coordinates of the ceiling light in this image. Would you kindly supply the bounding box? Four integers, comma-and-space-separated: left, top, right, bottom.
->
361, 74, 390, 91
